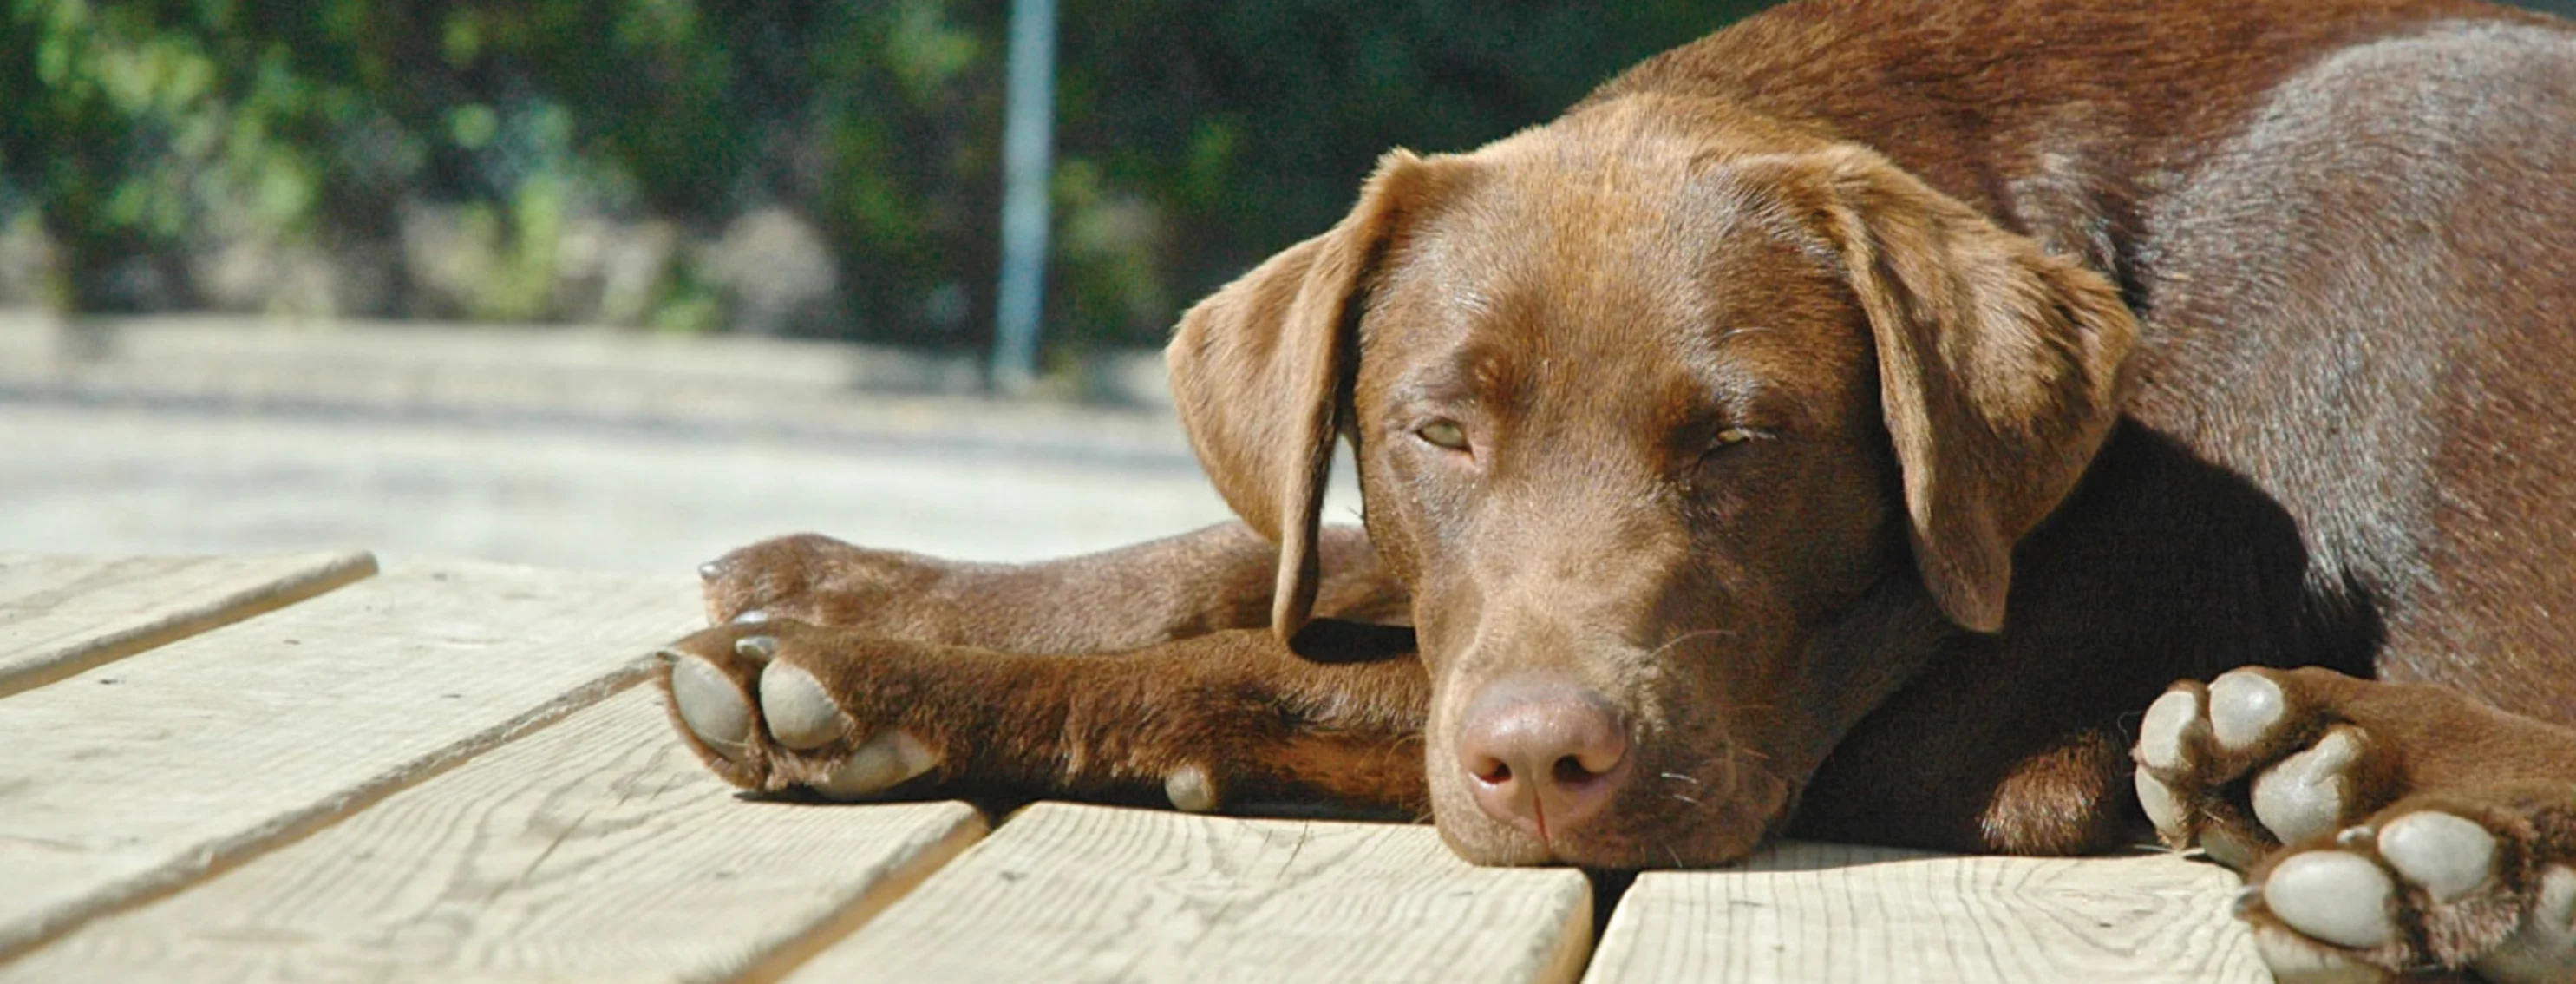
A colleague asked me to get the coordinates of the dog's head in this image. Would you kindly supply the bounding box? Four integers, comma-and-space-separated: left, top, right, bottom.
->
1167, 97, 2135, 867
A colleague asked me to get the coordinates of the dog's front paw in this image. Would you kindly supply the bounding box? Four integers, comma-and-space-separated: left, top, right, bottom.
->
2239, 789, 2576, 984
2132, 666, 2576, 981
2132, 666, 2405, 868
696, 534, 944, 630
656, 620, 947, 798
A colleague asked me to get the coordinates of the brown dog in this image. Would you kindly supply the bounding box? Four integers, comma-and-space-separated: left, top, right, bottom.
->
658, 0, 2576, 979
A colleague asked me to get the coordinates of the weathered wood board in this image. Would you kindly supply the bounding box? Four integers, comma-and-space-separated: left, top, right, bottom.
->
0, 550, 2297, 982
0, 560, 699, 958
0, 551, 377, 696
795, 802, 1595, 984
2, 689, 984, 983
1583, 841, 2269, 983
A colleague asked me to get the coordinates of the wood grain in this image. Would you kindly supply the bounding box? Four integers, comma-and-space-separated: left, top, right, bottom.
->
1, 689, 984, 983
794, 802, 1594, 984
1583, 841, 2271, 983
0, 559, 699, 959
0, 551, 378, 697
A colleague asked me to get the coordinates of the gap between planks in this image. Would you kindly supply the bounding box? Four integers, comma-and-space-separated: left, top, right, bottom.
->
3, 689, 988, 983
0, 558, 703, 960
0, 550, 379, 698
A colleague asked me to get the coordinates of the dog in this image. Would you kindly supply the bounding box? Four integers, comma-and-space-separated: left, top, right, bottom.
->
657, 0, 2576, 979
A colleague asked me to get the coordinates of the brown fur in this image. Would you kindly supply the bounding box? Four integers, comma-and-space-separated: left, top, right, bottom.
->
664, 0, 2576, 889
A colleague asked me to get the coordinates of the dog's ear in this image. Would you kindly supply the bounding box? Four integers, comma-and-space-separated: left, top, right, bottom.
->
1809, 146, 2137, 633
1167, 150, 1429, 642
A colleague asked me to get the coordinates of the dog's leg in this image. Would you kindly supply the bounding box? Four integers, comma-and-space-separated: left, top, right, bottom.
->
656, 617, 1429, 816
696, 523, 1406, 653
2133, 667, 2576, 982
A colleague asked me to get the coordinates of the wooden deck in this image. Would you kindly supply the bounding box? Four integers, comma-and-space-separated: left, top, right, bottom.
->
0, 553, 2272, 982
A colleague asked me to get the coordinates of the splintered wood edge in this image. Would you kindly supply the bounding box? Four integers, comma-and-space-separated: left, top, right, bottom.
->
735, 810, 993, 984
0, 550, 380, 699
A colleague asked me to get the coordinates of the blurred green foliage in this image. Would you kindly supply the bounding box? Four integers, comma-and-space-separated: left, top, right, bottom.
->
33, 0, 2570, 353
0, 0, 1774, 352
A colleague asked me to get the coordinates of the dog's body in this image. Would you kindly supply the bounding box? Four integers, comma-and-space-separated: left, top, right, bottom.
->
662, 1, 2576, 979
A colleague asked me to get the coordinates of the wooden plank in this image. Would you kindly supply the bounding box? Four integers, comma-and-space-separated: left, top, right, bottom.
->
0, 551, 378, 698
0, 559, 700, 959
1583, 842, 2270, 983
1, 689, 985, 983
794, 802, 1594, 984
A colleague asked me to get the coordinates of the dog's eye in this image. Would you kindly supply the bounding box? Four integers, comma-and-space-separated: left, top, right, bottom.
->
1697, 426, 1765, 466
1416, 420, 1471, 451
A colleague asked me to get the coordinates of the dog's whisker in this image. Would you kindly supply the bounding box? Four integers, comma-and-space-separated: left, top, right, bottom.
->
1648, 628, 1738, 660
1660, 771, 1700, 784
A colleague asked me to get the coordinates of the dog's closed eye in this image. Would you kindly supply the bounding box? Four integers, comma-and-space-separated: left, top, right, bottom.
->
1417, 420, 1472, 451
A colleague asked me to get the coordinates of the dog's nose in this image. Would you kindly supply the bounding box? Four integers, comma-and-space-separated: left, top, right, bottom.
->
1455, 677, 1632, 841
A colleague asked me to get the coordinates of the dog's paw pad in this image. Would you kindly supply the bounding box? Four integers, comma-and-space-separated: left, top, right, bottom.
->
758, 659, 846, 751
666, 652, 753, 760
2135, 766, 2186, 831
2377, 810, 2495, 902
2249, 725, 2367, 846
657, 623, 948, 798
2207, 668, 2287, 750
2138, 687, 2203, 771
1166, 764, 1219, 813
2133, 668, 2401, 866
2243, 801, 2576, 984
810, 730, 941, 800
2265, 850, 2398, 948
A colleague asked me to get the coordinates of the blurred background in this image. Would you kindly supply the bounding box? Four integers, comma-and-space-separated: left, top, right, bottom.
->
4, 0, 2572, 574
2, 0, 1781, 352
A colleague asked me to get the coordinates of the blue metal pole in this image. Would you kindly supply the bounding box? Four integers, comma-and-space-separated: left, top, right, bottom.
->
991, 0, 1059, 395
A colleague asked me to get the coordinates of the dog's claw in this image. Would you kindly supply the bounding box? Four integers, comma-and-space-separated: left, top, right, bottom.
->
733, 609, 771, 625
736, 634, 778, 659
699, 561, 723, 581
2233, 883, 2265, 917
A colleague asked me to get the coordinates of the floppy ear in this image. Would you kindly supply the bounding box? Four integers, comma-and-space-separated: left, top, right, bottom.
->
1166, 150, 1429, 642
1811, 146, 2138, 633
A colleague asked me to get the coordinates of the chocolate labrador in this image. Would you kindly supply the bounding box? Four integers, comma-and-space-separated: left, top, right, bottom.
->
657, 0, 2576, 979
